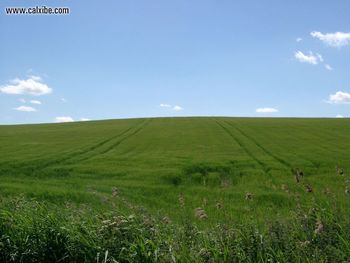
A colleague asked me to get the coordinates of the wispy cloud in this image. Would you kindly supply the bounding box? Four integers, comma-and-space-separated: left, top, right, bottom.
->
294, 51, 322, 65
316, 53, 324, 62
256, 107, 278, 113
0, 76, 52, 96
325, 64, 333, 71
19, 98, 26, 103
173, 105, 183, 111
30, 100, 41, 105
311, 31, 350, 47
327, 91, 350, 104
55, 116, 74, 123
14, 105, 37, 112
160, 103, 184, 111
296, 37, 303, 42
55, 117, 89, 122
336, 114, 344, 118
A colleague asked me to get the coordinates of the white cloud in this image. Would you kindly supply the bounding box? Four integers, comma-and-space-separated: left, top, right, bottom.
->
19, 98, 26, 103
311, 31, 350, 47
160, 103, 184, 111
30, 100, 41, 105
14, 105, 37, 112
173, 105, 183, 111
80, 118, 90, 121
256, 107, 278, 113
29, 75, 42, 81
61, 98, 67, 103
325, 64, 333, 71
336, 114, 344, 118
294, 51, 322, 65
55, 116, 74, 123
328, 91, 350, 104
296, 37, 303, 42
0, 76, 52, 96
316, 53, 324, 62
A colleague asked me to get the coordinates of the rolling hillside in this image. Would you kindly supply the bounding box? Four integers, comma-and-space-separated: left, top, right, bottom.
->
1, 117, 349, 223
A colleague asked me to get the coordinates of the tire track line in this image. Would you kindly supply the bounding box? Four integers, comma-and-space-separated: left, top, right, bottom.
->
17, 120, 146, 172
225, 121, 292, 170
62, 126, 137, 164
234, 123, 321, 169
100, 119, 151, 154
72, 118, 151, 162
216, 121, 269, 173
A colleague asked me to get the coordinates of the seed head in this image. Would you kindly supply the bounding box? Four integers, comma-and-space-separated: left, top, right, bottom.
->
305, 184, 313, 193
336, 166, 344, 176
314, 220, 323, 234
194, 207, 208, 220
112, 187, 119, 197
178, 193, 185, 207
245, 192, 253, 200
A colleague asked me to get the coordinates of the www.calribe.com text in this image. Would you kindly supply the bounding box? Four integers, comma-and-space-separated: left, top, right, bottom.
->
5, 6, 70, 15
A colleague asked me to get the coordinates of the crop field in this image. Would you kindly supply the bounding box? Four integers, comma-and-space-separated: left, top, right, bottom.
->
0, 117, 350, 262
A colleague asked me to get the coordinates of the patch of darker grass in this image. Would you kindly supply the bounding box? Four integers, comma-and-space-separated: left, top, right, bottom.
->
182, 162, 242, 187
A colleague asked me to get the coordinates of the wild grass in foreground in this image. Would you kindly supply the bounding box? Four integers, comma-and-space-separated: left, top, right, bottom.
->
1, 118, 350, 261
0, 197, 349, 263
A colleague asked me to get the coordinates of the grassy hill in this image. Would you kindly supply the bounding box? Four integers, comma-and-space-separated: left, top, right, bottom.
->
1, 117, 350, 261
1, 117, 349, 221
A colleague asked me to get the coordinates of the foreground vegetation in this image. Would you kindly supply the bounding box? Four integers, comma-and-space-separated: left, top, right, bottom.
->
0, 196, 349, 262
0, 117, 350, 261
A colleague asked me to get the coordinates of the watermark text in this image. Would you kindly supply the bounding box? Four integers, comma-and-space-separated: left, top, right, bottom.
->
5, 6, 70, 15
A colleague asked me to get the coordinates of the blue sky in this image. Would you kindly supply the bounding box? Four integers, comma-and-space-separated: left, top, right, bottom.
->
1, 0, 350, 124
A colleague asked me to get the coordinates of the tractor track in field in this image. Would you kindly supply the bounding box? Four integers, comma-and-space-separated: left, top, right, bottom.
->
216, 121, 269, 173
71, 118, 151, 162
11, 119, 151, 173
100, 120, 150, 155
225, 121, 292, 170
225, 121, 322, 170
49, 118, 151, 165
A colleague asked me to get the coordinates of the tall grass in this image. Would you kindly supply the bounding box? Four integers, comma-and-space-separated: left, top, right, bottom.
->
1, 118, 350, 261
0, 197, 349, 262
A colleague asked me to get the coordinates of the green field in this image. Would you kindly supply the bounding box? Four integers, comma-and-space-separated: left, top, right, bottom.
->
1, 117, 350, 262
